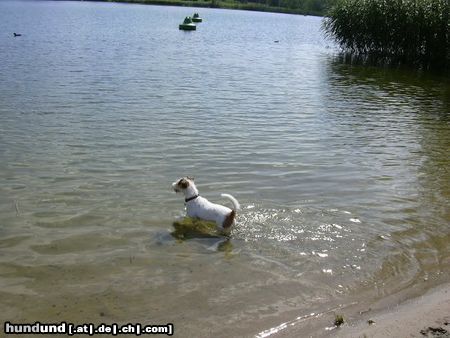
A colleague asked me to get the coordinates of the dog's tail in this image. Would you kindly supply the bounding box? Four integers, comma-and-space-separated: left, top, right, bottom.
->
221, 193, 240, 211
221, 193, 240, 233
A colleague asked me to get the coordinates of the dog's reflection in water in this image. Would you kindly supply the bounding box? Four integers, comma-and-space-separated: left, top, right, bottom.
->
171, 217, 233, 253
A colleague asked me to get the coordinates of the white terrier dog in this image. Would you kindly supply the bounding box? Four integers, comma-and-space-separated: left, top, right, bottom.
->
172, 177, 240, 234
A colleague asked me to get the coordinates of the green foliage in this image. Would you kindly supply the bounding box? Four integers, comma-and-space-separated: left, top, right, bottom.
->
334, 314, 345, 326
323, 0, 450, 70
242, 0, 333, 15
108, 0, 335, 16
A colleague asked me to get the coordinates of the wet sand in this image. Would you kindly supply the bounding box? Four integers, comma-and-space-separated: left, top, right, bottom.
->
334, 283, 450, 338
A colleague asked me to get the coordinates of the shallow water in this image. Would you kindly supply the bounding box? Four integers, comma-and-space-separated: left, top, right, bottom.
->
0, 1, 449, 336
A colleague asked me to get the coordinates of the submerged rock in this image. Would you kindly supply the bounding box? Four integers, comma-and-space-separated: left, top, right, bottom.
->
171, 217, 223, 240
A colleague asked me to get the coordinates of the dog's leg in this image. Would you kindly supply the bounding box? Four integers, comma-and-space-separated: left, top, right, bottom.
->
222, 210, 236, 230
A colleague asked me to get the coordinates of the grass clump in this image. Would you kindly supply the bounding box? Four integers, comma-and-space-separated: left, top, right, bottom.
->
334, 314, 345, 327
323, 0, 450, 71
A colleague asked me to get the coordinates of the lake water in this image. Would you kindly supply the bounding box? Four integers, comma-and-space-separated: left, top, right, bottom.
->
0, 1, 449, 336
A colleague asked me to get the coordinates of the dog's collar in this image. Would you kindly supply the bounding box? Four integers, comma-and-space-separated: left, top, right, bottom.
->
185, 194, 199, 203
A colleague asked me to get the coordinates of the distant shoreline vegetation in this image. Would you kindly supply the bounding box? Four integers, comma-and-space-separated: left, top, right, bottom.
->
323, 0, 449, 72
92, 0, 332, 16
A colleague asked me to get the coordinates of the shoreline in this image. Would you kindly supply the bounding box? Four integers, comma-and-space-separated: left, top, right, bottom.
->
272, 282, 450, 337
79, 0, 324, 16
333, 283, 450, 338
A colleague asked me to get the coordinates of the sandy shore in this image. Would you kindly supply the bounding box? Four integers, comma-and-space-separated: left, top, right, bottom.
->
334, 283, 450, 338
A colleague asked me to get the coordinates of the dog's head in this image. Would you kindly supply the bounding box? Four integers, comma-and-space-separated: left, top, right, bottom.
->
172, 177, 195, 193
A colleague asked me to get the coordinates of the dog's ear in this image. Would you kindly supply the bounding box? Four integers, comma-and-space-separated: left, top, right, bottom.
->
187, 176, 194, 181
178, 178, 189, 189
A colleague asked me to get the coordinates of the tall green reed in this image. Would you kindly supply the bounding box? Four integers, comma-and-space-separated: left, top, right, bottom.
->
323, 0, 449, 71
